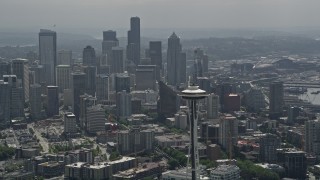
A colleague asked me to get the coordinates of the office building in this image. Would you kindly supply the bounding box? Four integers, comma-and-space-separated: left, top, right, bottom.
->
29, 62, 45, 85
57, 50, 72, 65
115, 73, 130, 93
110, 47, 125, 74
197, 77, 211, 93
56, 65, 71, 93
0, 80, 10, 126
4, 75, 24, 119
157, 81, 180, 118
116, 90, 132, 118
79, 94, 96, 129
210, 165, 240, 180
167, 32, 186, 86
224, 94, 240, 112
269, 81, 284, 118
127, 17, 140, 65
305, 119, 320, 156
29, 84, 42, 120
194, 48, 208, 76
162, 169, 209, 180
82, 46, 96, 66
149, 41, 162, 71
102, 30, 119, 66
117, 128, 154, 155
64, 157, 137, 180
284, 151, 306, 179
137, 64, 159, 83
12, 58, 29, 101
207, 93, 219, 119
64, 113, 77, 134
135, 68, 156, 90
84, 66, 96, 96
216, 83, 236, 111
288, 106, 301, 124
219, 114, 238, 152
245, 87, 266, 112
259, 133, 281, 163
39, 29, 57, 85
96, 74, 109, 102
174, 112, 187, 130
71, 72, 86, 121
86, 105, 105, 134
0, 61, 11, 80
47, 86, 59, 117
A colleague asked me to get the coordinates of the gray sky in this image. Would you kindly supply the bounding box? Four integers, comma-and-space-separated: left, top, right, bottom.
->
1, 0, 320, 30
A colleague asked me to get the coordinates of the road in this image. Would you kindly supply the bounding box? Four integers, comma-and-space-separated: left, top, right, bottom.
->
28, 123, 49, 153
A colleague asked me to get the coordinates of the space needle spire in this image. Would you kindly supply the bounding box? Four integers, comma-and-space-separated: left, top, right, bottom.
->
181, 85, 208, 180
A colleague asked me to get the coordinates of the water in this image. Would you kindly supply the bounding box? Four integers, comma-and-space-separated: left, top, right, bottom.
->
299, 88, 320, 105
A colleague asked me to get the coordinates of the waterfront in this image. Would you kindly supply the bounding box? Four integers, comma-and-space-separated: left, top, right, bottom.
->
299, 88, 320, 105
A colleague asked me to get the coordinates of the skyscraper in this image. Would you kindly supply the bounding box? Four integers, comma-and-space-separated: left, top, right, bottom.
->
30, 84, 42, 120
207, 93, 219, 119
47, 86, 59, 117
0, 61, 11, 80
167, 32, 186, 86
82, 46, 96, 66
127, 17, 140, 65
29, 62, 45, 85
116, 90, 132, 118
269, 81, 284, 118
56, 65, 71, 93
0, 80, 10, 126
259, 133, 281, 163
219, 114, 238, 152
96, 74, 109, 102
102, 30, 119, 63
4, 75, 24, 119
157, 81, 180, 118
149, 41, 162, 71
11, 58, 29, 102
115, 73, 130, 93
305, 119, 320, 156
71, 72, 86, 120
84, 66, 96, 96
110, 47, 125, 74
64, 113, 77, 134
57, 50, 72, 65
135, 68, 156, 91
39, 29, 57, 86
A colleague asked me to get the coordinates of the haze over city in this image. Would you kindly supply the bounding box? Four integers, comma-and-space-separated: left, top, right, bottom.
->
2, 0, 320, 180
2, 0, 320, 31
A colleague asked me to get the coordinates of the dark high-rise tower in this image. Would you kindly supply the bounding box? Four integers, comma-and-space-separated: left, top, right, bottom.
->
127, 17, 140, 65
269, 81, 284, 118
71, 72, 86, 121
39, 29, 57, 86
149, 41, 162, 69
47, 86, 59, 117
167, 32, 186, 86
102, 30, 119, 66
83, 46, 96, 66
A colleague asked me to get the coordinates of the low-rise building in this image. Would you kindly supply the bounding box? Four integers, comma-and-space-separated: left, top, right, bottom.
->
210, 165, 240, 180
155, 134, 190, 148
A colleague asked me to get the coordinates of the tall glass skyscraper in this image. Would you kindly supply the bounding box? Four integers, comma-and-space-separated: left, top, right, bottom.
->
39, 29, 57, 86
127, 17, 140, 65
167, 32, 186, 86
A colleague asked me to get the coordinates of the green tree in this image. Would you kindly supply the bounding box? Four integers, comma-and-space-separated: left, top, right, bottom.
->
168, 159, 179, 170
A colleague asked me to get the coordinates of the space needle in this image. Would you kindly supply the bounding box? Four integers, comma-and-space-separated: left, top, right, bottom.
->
181, 85, 208, 180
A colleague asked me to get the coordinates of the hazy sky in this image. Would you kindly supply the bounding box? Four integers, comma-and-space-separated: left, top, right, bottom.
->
1, 0, 320, 30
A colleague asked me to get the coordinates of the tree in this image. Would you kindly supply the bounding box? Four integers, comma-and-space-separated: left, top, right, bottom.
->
237, 160, 280, 180
109, 151, 120, 161
168, 159, 179, 170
